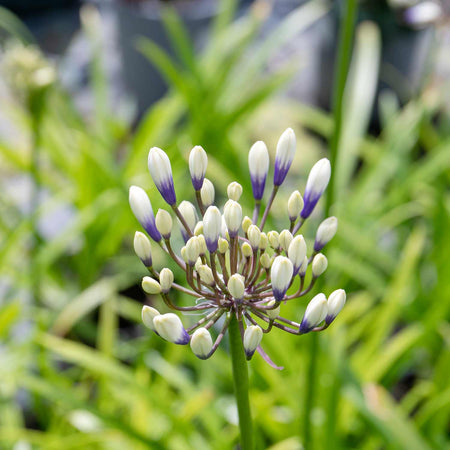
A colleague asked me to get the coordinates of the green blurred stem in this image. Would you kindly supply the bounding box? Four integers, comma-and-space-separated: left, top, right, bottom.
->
303, 332, 319, 448
326, 0, 358, 215
229, 315, 253, 450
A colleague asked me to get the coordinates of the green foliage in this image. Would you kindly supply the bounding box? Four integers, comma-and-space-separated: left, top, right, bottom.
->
0, 0, 449, 449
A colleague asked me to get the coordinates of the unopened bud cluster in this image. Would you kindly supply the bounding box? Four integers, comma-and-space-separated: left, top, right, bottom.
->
130, 128, 346, 365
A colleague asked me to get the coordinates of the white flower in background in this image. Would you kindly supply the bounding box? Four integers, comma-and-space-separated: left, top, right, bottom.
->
130, 129, 345, 366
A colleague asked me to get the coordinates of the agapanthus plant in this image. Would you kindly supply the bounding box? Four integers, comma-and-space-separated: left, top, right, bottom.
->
129, 128, 345, 448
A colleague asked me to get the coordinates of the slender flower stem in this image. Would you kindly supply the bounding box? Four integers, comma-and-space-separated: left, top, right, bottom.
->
229, 315, 253, 450
259, 186, 278, 231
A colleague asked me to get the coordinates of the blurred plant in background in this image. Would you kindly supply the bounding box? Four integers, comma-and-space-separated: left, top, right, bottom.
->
0, 0, 449, 449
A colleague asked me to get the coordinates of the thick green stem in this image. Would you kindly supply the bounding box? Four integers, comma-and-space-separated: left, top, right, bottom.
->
229, 315, 253, 450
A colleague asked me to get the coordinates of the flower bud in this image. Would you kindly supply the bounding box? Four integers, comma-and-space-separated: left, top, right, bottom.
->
300, 293, 328, 333
243, 325, 263, 359
189, 145, 208, 191
129, 186, 161, 242
279, 229, 293, 253
148, 147, 176, 205
142, 276, 162, 295
241, 242, 252, 258
287, 190, 304, 222
326, 289, 346, 324
224, 200, 242, 238
274, 128, 296, 186
159, 268, 174, 293
242, 216, 253, 234
134, 231, 152, 267
288, 235, 307, 274
194, 221, 203, 236
178, 200, 197, 242
185, 236, 200, 265
155, 209, 172, 239
227, 274, 245, 300
268, 231, 280, 250
197, 235, 207, 255
270, 256, 293, 301
301, 158, 331, 218
312, 253, 328, 277
200, 178, 215, 207
314, 216, 338, 252
260, 253, 272, 269
247, 225, 261, 249
299, 256, 308, 277
227, 182, 243, 201
259, 232, 268, 250
248, 140, 269, 201
153, 313, 190, 344
266, 299, 280, 320
142, 305, 160, 331
190, 327, 213, 359
218, 237, 229, 254
203, 206, 221, 252
197, 264, 215, 286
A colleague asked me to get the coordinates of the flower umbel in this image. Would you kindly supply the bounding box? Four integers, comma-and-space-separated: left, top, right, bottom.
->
131, 130, 345, 366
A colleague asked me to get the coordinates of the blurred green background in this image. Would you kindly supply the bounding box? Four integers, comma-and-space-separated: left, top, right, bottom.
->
0, 0, 449, 449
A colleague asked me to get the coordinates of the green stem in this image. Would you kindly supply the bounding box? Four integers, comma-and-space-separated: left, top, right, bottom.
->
229, 315, 253, 450
326, 0, 358, 215
303, 332, 319, 449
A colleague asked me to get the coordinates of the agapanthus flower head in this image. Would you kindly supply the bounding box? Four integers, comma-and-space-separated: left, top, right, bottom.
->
131, 129, 345, 368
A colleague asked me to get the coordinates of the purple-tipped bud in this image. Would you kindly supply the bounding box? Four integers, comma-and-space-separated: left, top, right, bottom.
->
273, 128, 296, 186
270, 256, 293, 301
314, 216, 338, 252
288, 235, 307, 275
299, 293, 328, 334
190, 328, 213, 359
129, 186, 161, 242
224, 200, 242, 238
177, 200, 197, 243
153, 313, 190, 345
189, 145, 208, 191
248, 141, 269, 200
148, 147, 176, 205
243, 325, 263, 359
203, 206, 221, 252
133, 231, 152, 267
301, 158, 331, 219
325, 289, 346, 324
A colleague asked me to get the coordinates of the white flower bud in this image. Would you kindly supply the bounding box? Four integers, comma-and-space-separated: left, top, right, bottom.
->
129, 185, 161, 242
203, 206, 222, 252
194, 221, 203, 236
148, 147, 176, 205
180, 246, 188, 263
218, 237, 229, 254
189, 145, 208, 191
246, 225, 260, 249
227, 274, 245, 300
142, 305, 160, 331
312, 253, 328, 277
259, 232, 268, 250
185, 236, 200, 265
271, 256, 293, 301
153, 313, 190, 344
197, 264, 215, 286
273, 128, 296, 186
268, 231, 280, 249
142, 276, 162, 295
242, 216, 253, 234
288, 235, 307, 273
287, 190, 304, 222
197, 235, 207, 255
178, 200, 197, 241
200, 178, 215, 207
248, 140, 269, 201
159, 268, 174, 293
314, 216, 338, 251
224, 200, 242, 237
190, 327, 213, 359
243, 325, 263, 358
301, 158, 331, 219
134, 231, 152, 267
326, 289, 346, 324
266, 299, 280, 320
279, 229, 293, 253
300, 293, 328, 333
299, 256, 309, 276
155, 209, 173, 238
260, 253, 272, 269
227, 182, 243, 201
241, 242, 252, 258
